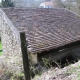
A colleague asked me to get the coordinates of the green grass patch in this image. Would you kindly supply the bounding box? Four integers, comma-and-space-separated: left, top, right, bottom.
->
0, 41, 2, 55
0, 41, 2, 49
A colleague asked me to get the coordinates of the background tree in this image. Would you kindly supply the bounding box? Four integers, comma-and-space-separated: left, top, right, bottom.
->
1, 0, 14, 7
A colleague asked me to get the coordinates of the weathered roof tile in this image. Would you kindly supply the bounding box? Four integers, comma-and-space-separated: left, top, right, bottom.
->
2, 8, 80, 53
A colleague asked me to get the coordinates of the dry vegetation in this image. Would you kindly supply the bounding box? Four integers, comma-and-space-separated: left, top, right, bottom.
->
32, 60, 80, 80
0, 41, 80, 80
0, 55, 80, 80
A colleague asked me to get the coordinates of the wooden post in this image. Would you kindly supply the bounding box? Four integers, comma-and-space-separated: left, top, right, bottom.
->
20, 32, 31, 80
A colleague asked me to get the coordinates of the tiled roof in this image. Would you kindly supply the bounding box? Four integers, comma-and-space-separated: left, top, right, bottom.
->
2, 8, 80, 53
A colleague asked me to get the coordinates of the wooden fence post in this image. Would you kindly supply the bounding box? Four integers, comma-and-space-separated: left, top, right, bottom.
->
20, 32, 31, 80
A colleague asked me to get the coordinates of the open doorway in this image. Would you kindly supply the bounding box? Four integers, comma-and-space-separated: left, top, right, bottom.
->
0, 37, 2, 55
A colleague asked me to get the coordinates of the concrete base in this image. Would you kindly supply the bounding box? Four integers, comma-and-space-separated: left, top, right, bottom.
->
28, 52, 38, 65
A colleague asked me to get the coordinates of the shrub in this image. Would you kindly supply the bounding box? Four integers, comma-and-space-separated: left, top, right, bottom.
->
1, 0, 14, 7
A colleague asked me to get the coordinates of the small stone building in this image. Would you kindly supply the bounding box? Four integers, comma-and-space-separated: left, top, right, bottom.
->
0, 8, 80, 72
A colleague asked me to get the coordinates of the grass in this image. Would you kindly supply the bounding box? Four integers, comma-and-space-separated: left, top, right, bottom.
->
4, 71, 24, 80
0, 41, 2, 55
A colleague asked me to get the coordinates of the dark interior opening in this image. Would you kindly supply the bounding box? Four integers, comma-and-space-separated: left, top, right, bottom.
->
37, 40, 80, 68
39, 55, 79, 68
54, 55, 78, 68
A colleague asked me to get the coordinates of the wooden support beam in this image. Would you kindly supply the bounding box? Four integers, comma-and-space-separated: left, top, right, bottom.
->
20, 32, 31, 80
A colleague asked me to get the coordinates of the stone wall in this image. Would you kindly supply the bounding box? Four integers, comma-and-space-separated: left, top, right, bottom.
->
0, 9, 23, 73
